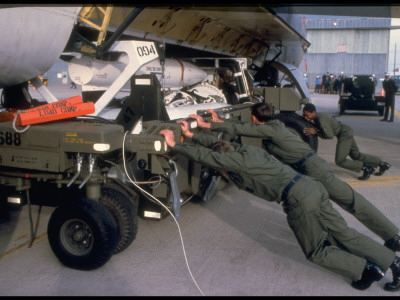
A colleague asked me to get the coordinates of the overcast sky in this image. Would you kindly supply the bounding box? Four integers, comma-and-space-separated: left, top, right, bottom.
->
389, 18, 400, 73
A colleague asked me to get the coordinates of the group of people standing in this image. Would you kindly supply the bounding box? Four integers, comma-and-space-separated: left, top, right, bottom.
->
314, 72, 345, 94
314, 72, 346, 94
158, 100, 399, 293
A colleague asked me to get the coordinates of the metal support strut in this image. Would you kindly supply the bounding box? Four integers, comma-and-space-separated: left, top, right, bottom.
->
67, 153, 83, 187
168, 159, 182, 220
79, 154, 95, 189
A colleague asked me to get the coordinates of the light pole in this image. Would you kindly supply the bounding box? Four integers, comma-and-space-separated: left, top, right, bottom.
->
394, 43, 397, 75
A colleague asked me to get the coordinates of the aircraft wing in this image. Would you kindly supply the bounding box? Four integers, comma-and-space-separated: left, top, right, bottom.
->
71, 5, 311, 61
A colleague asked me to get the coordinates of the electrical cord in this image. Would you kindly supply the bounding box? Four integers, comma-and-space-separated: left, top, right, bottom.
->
101, 154, 178, 207
122, 131, 205, 296
99, 157, 163, 185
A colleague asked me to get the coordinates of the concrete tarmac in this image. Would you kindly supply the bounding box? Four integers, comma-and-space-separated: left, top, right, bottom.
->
0, 85, 399, 296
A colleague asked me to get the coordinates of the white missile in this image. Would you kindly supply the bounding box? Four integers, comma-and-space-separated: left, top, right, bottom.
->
136, 58, 208, 88
68, 54, 127, 88
68, 54, 208, 90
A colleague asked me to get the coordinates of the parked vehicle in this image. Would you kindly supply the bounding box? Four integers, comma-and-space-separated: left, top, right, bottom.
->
338, 74, 385, 116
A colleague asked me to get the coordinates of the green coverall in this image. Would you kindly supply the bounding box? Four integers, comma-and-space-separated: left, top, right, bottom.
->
312, 112, 381, 172
210, 119, 398, 241
173, 132, 395, 281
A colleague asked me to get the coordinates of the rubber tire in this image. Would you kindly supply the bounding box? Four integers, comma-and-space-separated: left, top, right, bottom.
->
99, 182, 139, 254
273, 112, 319, 152
338, 101, 346, 115
47, 197, 118, 271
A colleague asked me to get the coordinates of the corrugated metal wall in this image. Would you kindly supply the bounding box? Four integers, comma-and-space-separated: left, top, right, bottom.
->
306, 29, 389, 54
304, 53, 387, 77
305, 17, 391, 30
300, 17, 391, 90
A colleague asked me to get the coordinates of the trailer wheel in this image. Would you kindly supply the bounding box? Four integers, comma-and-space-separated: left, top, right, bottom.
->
47, 197, 118, 271
99, 183, 139, 254
273, 112, 318, 152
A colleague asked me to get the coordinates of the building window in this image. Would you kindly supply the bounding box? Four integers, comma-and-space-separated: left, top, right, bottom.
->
337, 44, 347, 52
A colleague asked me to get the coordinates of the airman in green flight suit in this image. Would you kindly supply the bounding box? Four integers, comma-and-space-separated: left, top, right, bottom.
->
302, 103, 391, 180
159, 121, 400, 291
188, 102, 400, 256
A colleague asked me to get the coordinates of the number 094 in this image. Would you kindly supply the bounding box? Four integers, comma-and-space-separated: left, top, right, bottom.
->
137, 45, 156, 57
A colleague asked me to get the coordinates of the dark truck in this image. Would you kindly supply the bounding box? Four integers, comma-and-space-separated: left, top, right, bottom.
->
338, 74, 385, 116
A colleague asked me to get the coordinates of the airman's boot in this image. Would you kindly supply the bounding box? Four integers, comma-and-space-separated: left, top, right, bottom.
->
385, 235, 400, 252
351, 262, 385, 290
384, 256, 400, 291
375, 161, 391, 176
359, 165, 375, 180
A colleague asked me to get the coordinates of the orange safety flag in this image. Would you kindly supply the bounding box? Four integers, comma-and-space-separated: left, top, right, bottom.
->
0, 109, 18, 123
0, 95, 86, 124
16, 102, 95, 126
23, 95, 83, 113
